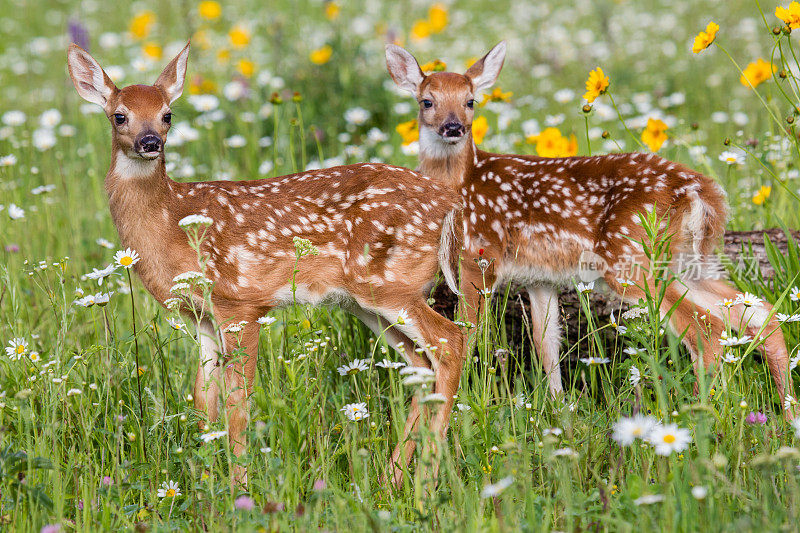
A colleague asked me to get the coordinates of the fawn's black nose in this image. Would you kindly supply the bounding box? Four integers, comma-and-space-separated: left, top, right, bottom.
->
139, 134, 162, 153
441, 122, 465, 138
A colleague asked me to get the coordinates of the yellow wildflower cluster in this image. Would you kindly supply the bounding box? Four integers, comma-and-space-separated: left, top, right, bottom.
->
411, 4, 448, 41
526, 128, 578, 158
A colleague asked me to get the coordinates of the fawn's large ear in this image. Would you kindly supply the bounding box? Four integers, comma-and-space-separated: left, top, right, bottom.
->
465, 41, 506, 92
154, 42, 190, 104
385, 44, 425, 95
67, 44, 118, 109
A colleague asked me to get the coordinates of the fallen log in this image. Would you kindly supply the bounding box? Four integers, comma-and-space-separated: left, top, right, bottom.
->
430, 229, 798, 361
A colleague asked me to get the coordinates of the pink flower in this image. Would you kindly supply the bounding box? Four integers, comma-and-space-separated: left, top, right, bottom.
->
745, 411, 768, 425
41, 526, 61, 533
313, 479, 326, 491
234, 495, 255, 511
101, 476, 113, 487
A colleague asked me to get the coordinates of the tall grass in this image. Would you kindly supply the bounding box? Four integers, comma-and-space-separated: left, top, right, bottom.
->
1, 0, 800, 531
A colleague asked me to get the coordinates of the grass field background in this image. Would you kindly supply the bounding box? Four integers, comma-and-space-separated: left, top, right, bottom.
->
2, 0, 800, 530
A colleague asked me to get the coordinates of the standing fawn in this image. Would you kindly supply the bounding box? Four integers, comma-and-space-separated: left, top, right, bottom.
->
68, 42, 467, 485
386, 42, 797, 415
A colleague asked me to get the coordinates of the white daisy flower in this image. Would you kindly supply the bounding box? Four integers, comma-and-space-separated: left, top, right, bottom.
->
96, 238, 115, 249
396, 309, 412, 326
790, 287, 800, 302
576, 281, 595, 294
85, 264, 118, 286
113, 248, 140, 269
647, 423, 692, 456
199, 430, 228, 443
7, 204, 25, 220
612, 415, 657, 446
375, 359, 405, 370
734, 292, 763, 308
67, 388, 82, 396
167, 318, 187, 332
157, 480, 181, 498
580, 356, 610, 366
341, 402, 369, 421
337, 358, 370, 376
718, 150, 744, 165
5, 338, 28, 360
692, 486, 708, 500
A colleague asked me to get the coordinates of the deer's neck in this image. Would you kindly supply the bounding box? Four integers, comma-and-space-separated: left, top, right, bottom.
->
105, 146, 186, 300
417, 125, 475, 192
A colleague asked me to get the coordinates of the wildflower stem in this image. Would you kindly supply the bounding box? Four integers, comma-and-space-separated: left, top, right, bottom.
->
583, 113, 592, 156
607, 92, 645, 149
729, 140, 800, 202
126, 268, 146, 460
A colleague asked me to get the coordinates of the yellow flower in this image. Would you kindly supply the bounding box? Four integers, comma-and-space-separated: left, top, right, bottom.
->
480, 87, 513, 106
740, 58, 775, 88
142, 42, 162, 60
228, 25, 250, 48
129, 10, 156, 40
396, 119, 419, 145
472, 116, 489, 144
325, 1, 340, 20
752, 185, 772, 205
641, 118, 668, 152
776, 2, 800, 29
583, 67, 609, 103
428, 4, 449, 33
189, 77, 217, 94
198, 1, 222, 20
310, 45, 333, 65
216, 48, 230, 64
411, 19, 431, 41
526, 127, 578, 157
692, 21, 719, 54
420, 59, 447, 73
237, 59, 255, 78
464, 56, 479, 69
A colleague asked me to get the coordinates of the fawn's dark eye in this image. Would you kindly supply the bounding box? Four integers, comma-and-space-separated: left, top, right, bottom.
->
163, 112, 172, 124
421, 99, 433, 109
113, 114, 126, 125
466, 99, 475, 109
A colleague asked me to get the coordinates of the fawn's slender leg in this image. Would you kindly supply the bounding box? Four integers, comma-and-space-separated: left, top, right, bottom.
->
689, 279, 796, 417
526, 285, 563, 398
350, 307, 429, 486
219, 318, 260, 486
384, 298, 466, 483
194, 317, 222, 423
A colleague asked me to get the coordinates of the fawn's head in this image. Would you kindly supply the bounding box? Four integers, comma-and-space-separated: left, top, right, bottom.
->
386, 42, 505, 154
67, 43, 190, 161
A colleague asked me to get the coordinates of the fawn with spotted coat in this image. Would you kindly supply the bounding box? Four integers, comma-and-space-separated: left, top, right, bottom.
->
386, 42, 797, 415
68, 42, 467, 485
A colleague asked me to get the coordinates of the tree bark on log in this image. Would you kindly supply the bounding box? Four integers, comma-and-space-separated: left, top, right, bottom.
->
430, 229, 798, 361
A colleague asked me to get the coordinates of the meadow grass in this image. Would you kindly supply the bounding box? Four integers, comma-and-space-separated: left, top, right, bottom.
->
1, 0, 800, 531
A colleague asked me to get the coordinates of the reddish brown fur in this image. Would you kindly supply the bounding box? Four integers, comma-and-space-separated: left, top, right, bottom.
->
387, 43, 796, 414
69, 43, 468, 487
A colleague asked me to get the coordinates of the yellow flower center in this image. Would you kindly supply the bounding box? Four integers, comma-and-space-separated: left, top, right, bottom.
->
16, 345, 25, 354
632, 428, 642, 436
120, 256, 133, 266
166, 488, 176, 497
663, 434, 676, 444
